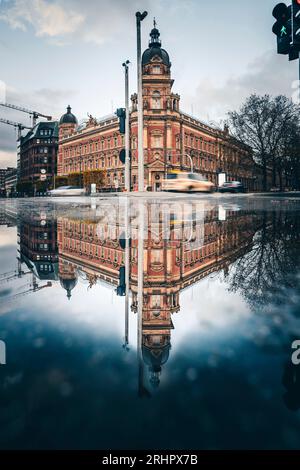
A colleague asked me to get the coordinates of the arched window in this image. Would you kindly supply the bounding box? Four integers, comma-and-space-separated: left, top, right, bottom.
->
152, 91, 161, 109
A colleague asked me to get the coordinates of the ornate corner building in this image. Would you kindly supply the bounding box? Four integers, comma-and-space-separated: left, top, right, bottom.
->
57, 24, 258, 192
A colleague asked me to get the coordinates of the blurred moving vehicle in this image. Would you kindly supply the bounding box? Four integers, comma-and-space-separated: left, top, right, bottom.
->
218, 181, 245, 193
48, 186, 86, 197
162, 172, 214, 192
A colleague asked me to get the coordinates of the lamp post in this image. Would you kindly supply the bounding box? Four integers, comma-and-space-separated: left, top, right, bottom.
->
122, 60, 131, 192
166, 150, 195, 174
186, 153, 194, 173
136, 11, 148, 192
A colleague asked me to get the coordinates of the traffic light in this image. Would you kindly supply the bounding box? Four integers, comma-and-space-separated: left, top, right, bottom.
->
292, 0, 300, 47
119, 149, 125, 164
119, 232, 132, 250
119, 148, 131, 164
272, 3, 291, 55
116, 266, 126, 296
116, 108, 126, 134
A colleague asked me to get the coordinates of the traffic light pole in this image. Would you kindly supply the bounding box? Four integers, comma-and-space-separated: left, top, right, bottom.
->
124, 196, 130, 348
123, 61, 130, 192
137, 199, 144, 394
136, 11, 147, 192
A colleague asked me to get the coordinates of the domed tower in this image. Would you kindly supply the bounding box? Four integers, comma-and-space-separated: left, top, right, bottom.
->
139, 20, 180, 113
58, 260, 78, 300
58, 105, 78, 174
142, 335, 171, 388
131, 21, 181, 191
59, 105, 77, 138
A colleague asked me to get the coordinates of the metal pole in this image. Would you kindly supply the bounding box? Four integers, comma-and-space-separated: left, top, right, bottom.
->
123, 61, 130, 192
137, 199, 144, 393
124, 196, 130, 348
186, 153, 193, 173
136, 11, 148, 192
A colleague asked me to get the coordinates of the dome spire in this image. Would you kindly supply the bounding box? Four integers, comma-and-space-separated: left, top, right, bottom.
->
149, 20, 161, 47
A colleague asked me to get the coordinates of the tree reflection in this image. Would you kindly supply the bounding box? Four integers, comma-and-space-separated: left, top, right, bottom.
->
226, 209, 300, 309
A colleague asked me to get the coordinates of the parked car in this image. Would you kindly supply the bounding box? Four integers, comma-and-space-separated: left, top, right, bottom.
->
218, 181, 245, 193
48, 186, 86, 197
162, 172, 214, 193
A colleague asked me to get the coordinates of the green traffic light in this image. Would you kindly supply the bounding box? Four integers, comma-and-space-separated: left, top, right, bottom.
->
281, 25, 288, 36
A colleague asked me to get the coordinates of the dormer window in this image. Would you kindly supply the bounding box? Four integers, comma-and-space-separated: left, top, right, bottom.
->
152, 65, 161, 74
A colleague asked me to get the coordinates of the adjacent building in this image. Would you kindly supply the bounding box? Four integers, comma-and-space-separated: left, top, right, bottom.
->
5, 167, 17, 197
0, 168, 7, 197
0, 167, 17, 197
19, 121, 59, 194
57, 25, 258, 191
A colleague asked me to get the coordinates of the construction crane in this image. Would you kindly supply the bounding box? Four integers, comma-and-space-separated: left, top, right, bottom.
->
0, 117, 31, 139
3, 281, 52, 303
0, 269, 31, 285
0, 102, 52, 127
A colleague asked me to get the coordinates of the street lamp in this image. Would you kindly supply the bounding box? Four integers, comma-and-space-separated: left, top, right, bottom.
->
186, 153, 194, 173
122, 60, 130, 192
136, 11, 148, 192
166, 150, 195, 173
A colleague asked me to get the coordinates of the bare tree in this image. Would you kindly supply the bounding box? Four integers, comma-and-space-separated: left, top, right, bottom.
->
228, 94, 299, 191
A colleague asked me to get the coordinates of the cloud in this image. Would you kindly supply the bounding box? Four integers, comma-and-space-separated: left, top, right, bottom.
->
182, 51, 297, 123
0, 150, 16, 168
0, 0, 154, 45
0, 0, 84, 37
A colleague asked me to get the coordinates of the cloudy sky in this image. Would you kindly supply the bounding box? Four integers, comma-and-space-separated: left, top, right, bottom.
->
0, 0, 298, 167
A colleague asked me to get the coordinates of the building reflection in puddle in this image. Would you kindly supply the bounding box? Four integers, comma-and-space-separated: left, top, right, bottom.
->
3, 198, 299, 399
55, 199, 262, 391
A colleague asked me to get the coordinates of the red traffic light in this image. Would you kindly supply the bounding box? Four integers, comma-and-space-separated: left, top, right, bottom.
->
273, 2, 288, 19
296, 0, 300, 5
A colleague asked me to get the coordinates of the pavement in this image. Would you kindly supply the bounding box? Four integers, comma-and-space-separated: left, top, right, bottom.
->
90, 190, 300, 199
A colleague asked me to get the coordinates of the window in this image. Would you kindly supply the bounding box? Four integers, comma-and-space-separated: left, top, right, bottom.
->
152, 91, 161, 109
151, 295, 160, 307
152, 134, 162, 148
152, 65, 161, 74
